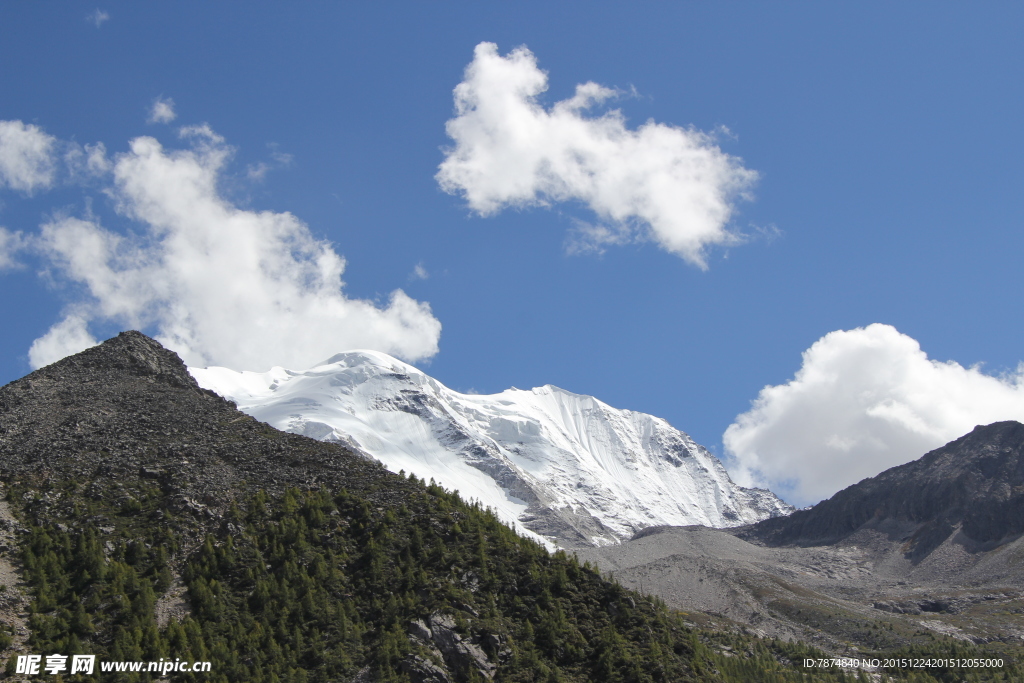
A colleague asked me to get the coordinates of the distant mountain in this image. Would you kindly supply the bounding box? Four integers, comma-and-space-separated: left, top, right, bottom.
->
580, 422, 1024, 651
744, 421, 1024, 559
191, 350, 793, 549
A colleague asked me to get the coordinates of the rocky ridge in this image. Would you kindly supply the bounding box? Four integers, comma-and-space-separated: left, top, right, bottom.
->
743, 421, 1024, 557
0, 331, 398, 509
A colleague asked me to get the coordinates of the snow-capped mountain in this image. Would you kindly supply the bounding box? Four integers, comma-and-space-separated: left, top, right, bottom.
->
191, 351, 793, 548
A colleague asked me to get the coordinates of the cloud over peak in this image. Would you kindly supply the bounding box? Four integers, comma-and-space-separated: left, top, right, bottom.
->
28, 127, 441, 371
725, 324, 1024, 506
437, 42, 758, 267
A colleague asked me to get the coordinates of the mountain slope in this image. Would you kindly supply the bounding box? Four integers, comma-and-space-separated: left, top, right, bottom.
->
191, 350, 792, 549
580, 422, 1024, 653
2, 333, 1013, 681
743, 421, 1024, 558
0, 331, 874, 682
0, 331, 708, 682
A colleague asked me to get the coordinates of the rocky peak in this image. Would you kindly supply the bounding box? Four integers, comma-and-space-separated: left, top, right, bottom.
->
22, 330, 200, 392
0, 331, 391, 503
745, 421, 1024, 559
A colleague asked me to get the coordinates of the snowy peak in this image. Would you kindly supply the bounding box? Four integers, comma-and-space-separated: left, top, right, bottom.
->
191, 351, 793, 549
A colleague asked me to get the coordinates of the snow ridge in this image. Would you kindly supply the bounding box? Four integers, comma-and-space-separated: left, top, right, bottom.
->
191, 351, 792, 548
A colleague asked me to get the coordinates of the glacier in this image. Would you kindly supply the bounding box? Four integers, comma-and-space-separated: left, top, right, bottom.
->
191, 350, 792, 549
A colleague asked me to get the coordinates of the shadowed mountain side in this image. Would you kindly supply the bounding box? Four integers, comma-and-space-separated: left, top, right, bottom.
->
0, 331, 389, 501
741, 421, 1024, 560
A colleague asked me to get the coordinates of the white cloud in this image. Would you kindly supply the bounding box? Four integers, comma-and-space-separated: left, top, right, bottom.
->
437, 42, 758, 268
0, 227, 27, 269
247, 143, 293, 181
0, 120, 57, 194
85, 142, 111, 174
148, 97, 176, 124
724, 324, 1024, 506
65, 142, 113, 182
268, 143, 293, 167
564, 220, 632, 256
87, 9, 110, 28
31, 126, 441, 371
410, 262, 429, 280
246, 161, 271, 181
28, 313, 99, 369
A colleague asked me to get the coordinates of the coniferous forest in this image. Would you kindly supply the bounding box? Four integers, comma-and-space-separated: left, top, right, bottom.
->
6, 477, 1021, 682
0, 333, 1020, 682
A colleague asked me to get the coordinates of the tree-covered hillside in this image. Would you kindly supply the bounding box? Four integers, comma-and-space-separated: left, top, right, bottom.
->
0, 333, 1018, 681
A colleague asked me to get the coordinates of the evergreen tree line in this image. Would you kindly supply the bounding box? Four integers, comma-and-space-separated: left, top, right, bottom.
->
4, 475, 1020, 682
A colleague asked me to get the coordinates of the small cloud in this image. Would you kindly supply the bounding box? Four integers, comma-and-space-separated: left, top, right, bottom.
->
246, 161, 271, 181
410, 262, 429, 281
177, 123, 223, 146
65, 141, 112, 181
246, 143, 293, 182
87, 9, 110, 28
268, 143, 293, 167
0, 120, 57, 194
85, 142, 111, 174
147, 97, 177, 124
0, 227, 28, 270
28, 313, 98, 369
749, 223, 782, 244
564, 219, 634, 256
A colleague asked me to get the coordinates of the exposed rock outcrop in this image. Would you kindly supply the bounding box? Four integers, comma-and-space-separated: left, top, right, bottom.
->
743, 421, 1024, 558
406, 612, 498, 681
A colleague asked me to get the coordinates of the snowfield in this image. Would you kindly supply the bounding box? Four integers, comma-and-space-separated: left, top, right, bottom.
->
191, 351, 792, 548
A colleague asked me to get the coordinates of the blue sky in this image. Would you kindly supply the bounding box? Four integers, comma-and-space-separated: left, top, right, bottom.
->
2, 2, 1022, 505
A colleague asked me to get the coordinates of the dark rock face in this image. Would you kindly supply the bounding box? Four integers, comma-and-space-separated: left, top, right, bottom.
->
872, 595, 1006, 616
406, 612, 500, 681
744, 421, 1024, 558
0, 331, 402, 510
